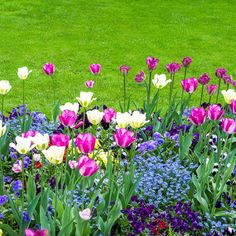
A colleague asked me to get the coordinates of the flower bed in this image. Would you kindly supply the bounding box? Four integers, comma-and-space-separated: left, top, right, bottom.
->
0, 58, 235, 236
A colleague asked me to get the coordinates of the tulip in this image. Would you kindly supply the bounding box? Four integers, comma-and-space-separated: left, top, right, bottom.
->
231, 99, 236, 114
59, 110, 77, 127
0, 80, 12, 95
198, 73, 210, 85
166, 62, 181, 74
12, 160, 22, 173
43, 63, 55, 76
17, 67, 32, 80
135, 71, 145, 83
223, 75, 232, 85
85, 80, 95, 88
51, 134, 70, 148
89, 64, 101, 74
146, 56, 159, 71
78, 155, 99, 177
130, 111, 149, 129
68, 160, 78, 169
60, 102, 79, 114
120, 65, 130, 75
25, 228, 49, 236
215, 68, 227, 78
188, 108, 207, 126
22, 130, 38, 138
86, 109, 104, 125
181, 78, 198, 94
207, 104, 224, 121
221, 118, 236, 134
114, 128, 136, 148
75, 133, 96, 154
221, 89, 236, 104
182, 57, 192, 68
76, 92, 96, 108
152, 74, 171, 89
42, 146, 65, 164
79, 208, 91, 220
32, 133, 49, 151
103, 108, 116, 123
206, 84, 218, 96
10, 136, 35, 154
0, 121, 6, 138
116, 112, 131, 128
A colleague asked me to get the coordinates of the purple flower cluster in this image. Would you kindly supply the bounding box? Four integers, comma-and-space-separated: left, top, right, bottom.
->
0, 195, 8, 205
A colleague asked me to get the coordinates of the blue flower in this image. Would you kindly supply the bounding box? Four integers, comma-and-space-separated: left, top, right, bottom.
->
12, 180, 22, 192
0, 195, 8, 205
22, 211, 30, 222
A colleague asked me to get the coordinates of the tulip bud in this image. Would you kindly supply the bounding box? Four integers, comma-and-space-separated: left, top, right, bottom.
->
231, 99, 236, 114
89, 64, 101, 74
17, 67, 32, 80
60, 102, 79, 114
114, 128, 135, 148
12, 160, 22, 173
85, 80, 95, 88
188, 108, 207, 126
68, 160, 78, 169
166, 62, 181, 74
86, 109, 104, 125
135, 71, 145, 83
146, 57, 159, 71
79, 208, 91, 220
198, 73, 210, 85
215, 68, 227, 78
221, 118, 236, 134
59, 110, 77, 127
130, 111, 149, 129
120, 65, 130, 75
207, 104, 224, 121
75, 133, 96, 154
223, 75, 232, 84
42, 146, 65, 164
50, 134, 70, 148
76, 92, 96, 108
78, 155, 99, 177
181, 78, 198, 94
103, 108, 116, 123
181, 57, 192, 68
221, 89, 236, 104
116, 112, 131, 128
10, 136, 35, 154
43, 63, 55, 76
0, 80, 12, 95
32, 133, 50, 151
206, 84, 218, 96
152, 74, 171, 89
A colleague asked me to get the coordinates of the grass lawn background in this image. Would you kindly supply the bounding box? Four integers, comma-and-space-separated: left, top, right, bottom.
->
0, 0, 235, 116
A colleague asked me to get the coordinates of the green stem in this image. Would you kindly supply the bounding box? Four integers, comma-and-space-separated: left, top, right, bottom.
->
184, 67, 187, 80
1, 96, 4, 122
41, 152, 44, 194
22, 80, 25, 105
169, 73, 173, 107
209, 95, 212, 104
200, 85, 204, 106
54, 168, 58, 234
123, 73, 126, 111
82, 108, 86, 132
52, 76, 55, 106
215, 79, 221, 103
21, 155, 25, 211
0, 153, 3, 195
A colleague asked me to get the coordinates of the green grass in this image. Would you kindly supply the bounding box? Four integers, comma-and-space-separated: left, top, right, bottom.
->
0, 0, 235, 116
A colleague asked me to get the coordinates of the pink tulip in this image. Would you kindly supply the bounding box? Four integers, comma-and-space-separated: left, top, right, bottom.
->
75, 133, 96, 154
22, 130, 37, 138
198, 73, 210, 85
89, 64, 101, 74
25, 228, 49, 236
51, 134, 70, 148
114, 128, 135, 148
135, 71, 145, 83
206, 84, 218, 96
59, 110, 77, 127
221, 118, 236, 134
188, 108, 207, 126
43, 63, 55, 76
231, 99, 236, 114
12, 160, 22, 173
208, 104, 224, 121
103, 108, 116, 123
73, 120, 84, 129
182, 57, 192, 68
120, 65, 130, 75
146, 56, 159, 71
68, 160, 78, 169
78, 155, 99, 177
166, 62, 181, 74
223, 75, 232, 85
85, 80, 95, 88
181, 78, 198, 94
79, 208, 91, 220
215, 68, 227, 78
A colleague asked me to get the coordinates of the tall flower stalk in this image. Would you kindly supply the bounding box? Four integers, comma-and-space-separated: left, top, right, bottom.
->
120, 65, 130, 111
215, 68, 227, 103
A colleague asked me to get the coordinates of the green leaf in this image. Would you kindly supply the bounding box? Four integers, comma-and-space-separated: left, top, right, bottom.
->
53, 99, 61, 124
26, 174, 36, 202
40, 205, 51, 231
0, 224, 18, 236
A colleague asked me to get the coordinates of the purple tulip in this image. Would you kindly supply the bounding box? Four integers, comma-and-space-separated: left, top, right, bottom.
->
146, 56, 159, 71
78, 155, 99, 177
189, 108, 207, 126
181, 78, 198, 94
89, 64, 101, 75
120, 65, 130, 75
206, 84, 218, 96
75, 133, 96, 154
223, 75, 232, 84
221, 118, 236, 134
103, 108, 116, 123
207, 104, 224, 121
135, 71, 145, 83
231, 100, 236, 114
51, 134, 70, 148
85, 80, 95, 88
59, 110, 77, 127
43, 63, 55, 76
25, 228, 49, 236
166, 62, 181, 74
215, 68, 227, 78
22, 130, 38, 138
198, 73, 210, 85
114, 128, 135, 148
182, 57, 192, 68
231, 80, 236, 87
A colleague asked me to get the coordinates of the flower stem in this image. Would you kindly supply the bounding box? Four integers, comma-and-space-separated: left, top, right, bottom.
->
82, 108, 86, 132
184, 67, 187, 80
216, 79, 221, 103
22, 80, 25, 105
147, 71, 152, 111
208, 95, 212, 104
52, 76, 56, 106
21, 155, 25, 211
123, 73, 126, 111
200, 85, 204, 106
1, 96, 4, 122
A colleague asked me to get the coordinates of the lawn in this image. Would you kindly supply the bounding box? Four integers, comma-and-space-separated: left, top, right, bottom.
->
0, 0, 235, 116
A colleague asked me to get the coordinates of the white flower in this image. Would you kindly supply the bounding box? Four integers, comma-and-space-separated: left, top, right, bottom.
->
0, 120, 6, 138
79, 208, 91, 220
152, 74, 171, 89
17, 67, 32, 80
0, 80, 12, 95
60, 102, 79, 114
116, 112, 131, 128
86, 109, 104, 125
76, 92, 96, 108
33, 153, 41, 162
130, 111, 149, 129
42, 146, 65, 164
32, 133, 49, 151
10, 136, 35, 154
221, 89, 236, 104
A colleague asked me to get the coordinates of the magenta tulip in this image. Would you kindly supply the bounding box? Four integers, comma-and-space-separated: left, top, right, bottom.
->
85, 80, 95, 88
231, 99, 236, 114
120, 65, 130, 75
223, 75, 232, 85
89, 64, 101, 75
221, 118, 236, 134
78, 155, 99, 177
198, 73, 210, 85
231, 80, 236, 87
215, 68, 227, 78
188, 108, 207, 126
181, 78, 198, 94
22, 130, 38, 138
146, 56, 159, 71
114, 128, 135, 148
59, 110, 77, 127
166, 62, 181, 74
182, 57, 192, 68
103, 108, 116, 123
206, 84, 218, 96
207, 104, 224, 121
75, 133, 96, 154
25, 228, 48, 236
135, 71, 145, 83
43, 63, 55, 76
51, 134, 70, 148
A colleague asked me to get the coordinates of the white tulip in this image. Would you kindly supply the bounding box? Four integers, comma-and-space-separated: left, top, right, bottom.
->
10, 136, 35, 154
33, 133, 49, 151
86, 109, 104, 125
17, 67, 32, 80
221, 89, 236, 104
42, 146, 65, 164
130, 111, 149, 129
152, 74, 171, 89
76, 92, 96, 108
60, 102, 79, 114
116, 112, 131, 128
0, 120, 6, 137
0, 80, 12, 95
